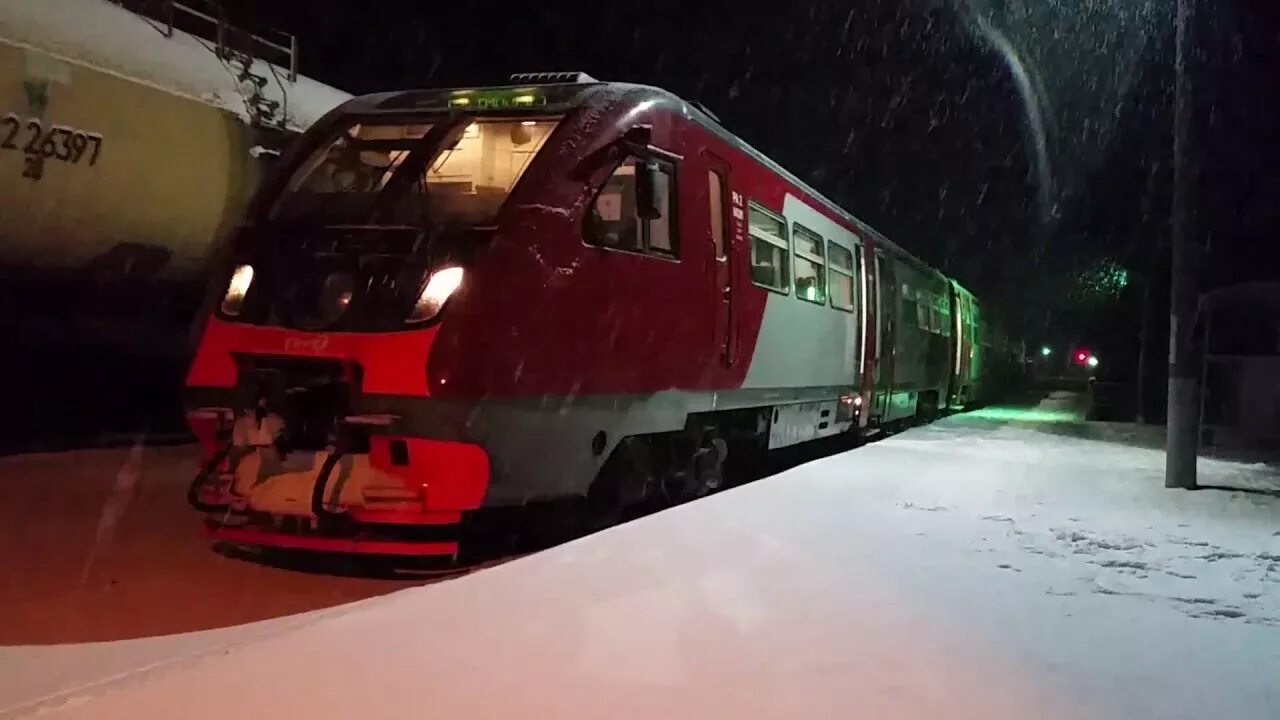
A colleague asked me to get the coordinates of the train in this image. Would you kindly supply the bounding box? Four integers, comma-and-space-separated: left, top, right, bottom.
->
0, 0, 348, 354
183, 72, 1024, 557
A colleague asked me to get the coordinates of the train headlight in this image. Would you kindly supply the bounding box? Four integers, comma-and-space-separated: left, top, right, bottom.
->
221, 264, 255, 316
408, 266, 464, 323
837, 393, 862, 422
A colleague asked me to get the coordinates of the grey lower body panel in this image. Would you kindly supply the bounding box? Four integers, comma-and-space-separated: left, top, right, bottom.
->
188, 384, 864, 508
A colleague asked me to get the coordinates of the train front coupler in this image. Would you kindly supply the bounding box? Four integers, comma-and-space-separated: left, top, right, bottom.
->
185, 407, 238, 513
185, 403, 287, 514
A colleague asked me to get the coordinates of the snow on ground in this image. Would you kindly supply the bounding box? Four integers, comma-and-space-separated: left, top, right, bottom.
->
0, 0, 350, 131
0, 444, 419, 718
3, 393, 1279, 719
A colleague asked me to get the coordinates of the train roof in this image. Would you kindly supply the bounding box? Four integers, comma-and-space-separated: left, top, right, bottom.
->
347, 77, 942, 279
0, 0, 350, 132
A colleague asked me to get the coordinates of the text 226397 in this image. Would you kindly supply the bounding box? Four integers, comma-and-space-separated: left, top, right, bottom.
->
2, 113, 104, 180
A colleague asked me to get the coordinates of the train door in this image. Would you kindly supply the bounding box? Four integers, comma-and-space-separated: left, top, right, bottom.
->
704, 154, 735, 366
858, 241, 875, 427
873, 251, 896, 423
950, 287, 972, 407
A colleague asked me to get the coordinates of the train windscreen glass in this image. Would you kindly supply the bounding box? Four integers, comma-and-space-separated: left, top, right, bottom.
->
271, 117, 561, 227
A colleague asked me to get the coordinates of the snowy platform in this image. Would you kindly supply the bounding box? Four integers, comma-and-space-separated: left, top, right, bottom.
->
2, 393, 1278, 719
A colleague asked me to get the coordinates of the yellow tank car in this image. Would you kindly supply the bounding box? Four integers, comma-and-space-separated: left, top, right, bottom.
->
0, 0, 348, 353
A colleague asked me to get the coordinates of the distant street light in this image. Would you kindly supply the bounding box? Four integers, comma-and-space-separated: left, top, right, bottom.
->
1040, 345, 1052, 357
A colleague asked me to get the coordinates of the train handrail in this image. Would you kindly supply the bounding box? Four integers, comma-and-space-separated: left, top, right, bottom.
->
112, 0, 299, 82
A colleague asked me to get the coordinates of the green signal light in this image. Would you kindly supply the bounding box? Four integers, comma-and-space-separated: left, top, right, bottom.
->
1040, 346, 1052, 357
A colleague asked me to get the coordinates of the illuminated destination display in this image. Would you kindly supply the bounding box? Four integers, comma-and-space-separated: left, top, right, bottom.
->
447, 90, 547, 110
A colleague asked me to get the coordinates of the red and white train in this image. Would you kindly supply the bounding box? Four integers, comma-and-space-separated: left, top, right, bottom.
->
184, 72, 1022, 556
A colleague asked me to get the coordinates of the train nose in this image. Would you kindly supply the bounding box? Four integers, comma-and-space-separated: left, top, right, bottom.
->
289, 271, 356, 330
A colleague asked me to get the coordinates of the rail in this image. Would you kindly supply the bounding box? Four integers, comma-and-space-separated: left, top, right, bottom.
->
111, 0, 298, 82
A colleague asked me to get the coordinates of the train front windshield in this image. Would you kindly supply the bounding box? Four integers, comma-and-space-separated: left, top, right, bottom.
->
270, 116, 561, 227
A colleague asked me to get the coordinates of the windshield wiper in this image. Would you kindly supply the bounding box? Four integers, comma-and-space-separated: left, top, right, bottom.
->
370, 116, 471, 227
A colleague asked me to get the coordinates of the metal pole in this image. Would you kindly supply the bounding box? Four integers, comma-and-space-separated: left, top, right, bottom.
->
1197, 309, 1213, 450
1136, 273, 1150, 423
1166, 0, 1199, 489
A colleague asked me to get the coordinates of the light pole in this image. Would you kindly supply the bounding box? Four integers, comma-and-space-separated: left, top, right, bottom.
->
1166, 0, 1199, 489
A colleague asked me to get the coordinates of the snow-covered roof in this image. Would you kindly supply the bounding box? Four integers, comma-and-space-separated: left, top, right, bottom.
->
0, 0, 350, 132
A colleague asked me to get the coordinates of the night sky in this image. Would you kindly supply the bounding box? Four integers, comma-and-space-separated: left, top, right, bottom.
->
223, 0, 1279, 368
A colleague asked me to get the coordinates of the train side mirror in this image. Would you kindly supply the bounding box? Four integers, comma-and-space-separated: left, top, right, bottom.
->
601, 124, 677, 220
635, 161, 662, 220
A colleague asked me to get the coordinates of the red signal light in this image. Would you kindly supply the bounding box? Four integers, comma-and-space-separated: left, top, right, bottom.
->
1076, 352, 1087, 362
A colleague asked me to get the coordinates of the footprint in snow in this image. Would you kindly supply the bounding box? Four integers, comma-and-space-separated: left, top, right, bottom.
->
1193, 608, 1247, 620
1243, 592, 1263, 599
1199, 551, 1247, 562
1023, 545, 1064, 559
997, 563, 1021, 572
1092, 559, 1149, 571
981, 515, 1015, 523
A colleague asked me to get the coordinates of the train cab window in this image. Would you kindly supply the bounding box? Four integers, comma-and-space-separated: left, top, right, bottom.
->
828, 242, 856, 312
272, 118, 563, 227
747, 203, 789, 291
586, 157, 677, 257
793, 224, 826, 304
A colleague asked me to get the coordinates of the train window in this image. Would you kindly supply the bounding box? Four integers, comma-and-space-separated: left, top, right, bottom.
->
708, 169, 726, 259
273, 118, 563, 227
648, 168, 675, 254
828, 242, 856, 312
916, 290, 931, 331
589, 161, 642, 250
748, 203, 789, 291
792, 225, 826, 304
586, 157, 677, 257
901, 285, 919, 329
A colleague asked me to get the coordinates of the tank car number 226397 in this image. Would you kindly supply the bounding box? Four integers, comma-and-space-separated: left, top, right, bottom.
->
1, 112, 104, 181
